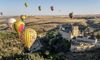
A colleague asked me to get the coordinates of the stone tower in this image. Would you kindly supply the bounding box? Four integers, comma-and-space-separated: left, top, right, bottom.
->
72, 26, 80, 38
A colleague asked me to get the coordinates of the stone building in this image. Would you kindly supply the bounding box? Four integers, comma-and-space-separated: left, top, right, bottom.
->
59, 24, 81, 40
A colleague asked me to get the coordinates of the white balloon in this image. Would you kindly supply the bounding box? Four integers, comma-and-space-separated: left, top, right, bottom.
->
7, 18, 16, 29
7, 18, 16, 24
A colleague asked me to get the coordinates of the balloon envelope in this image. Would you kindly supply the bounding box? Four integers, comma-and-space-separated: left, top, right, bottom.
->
20, 15, 27, 20
0, 12, 3, 16
7, 18, 16, 29
38, 6, 41, 11
50, 6, 54, 11
14, 20, 25, 35
24, 2, 28, 8
21, 28, 37, 49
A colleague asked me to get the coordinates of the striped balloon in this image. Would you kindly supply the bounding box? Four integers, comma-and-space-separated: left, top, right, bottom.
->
14, 20, 25, 36
21, 28, 37, 49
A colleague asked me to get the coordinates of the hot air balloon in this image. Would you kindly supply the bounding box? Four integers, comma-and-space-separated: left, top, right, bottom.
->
0, 12, 3, 16
7, 18, 16, 29
69, 12, 73, 19
24, 2, 28, 8
21, 28, 37, 52
50, 6, 54, 11
38, 5, 41, 11
20, 15, 27, 22
14, 20, 25, 37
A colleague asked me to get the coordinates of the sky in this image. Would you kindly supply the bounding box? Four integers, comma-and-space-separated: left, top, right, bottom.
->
0, 0, 100, 16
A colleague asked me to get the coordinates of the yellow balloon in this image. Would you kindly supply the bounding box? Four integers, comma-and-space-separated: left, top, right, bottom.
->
21, 28, 37, 49
14, 20, 25, 35
21, 15, 27, 20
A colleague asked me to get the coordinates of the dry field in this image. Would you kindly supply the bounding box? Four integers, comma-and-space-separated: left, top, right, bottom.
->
0, 16, 87, 35
0, 16, 100, 60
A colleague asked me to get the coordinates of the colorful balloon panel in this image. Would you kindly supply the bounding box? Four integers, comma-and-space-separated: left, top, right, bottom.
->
14, 20, 25, 35
21, 28, 37, 49
18, 24, 25, 32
